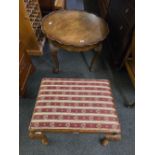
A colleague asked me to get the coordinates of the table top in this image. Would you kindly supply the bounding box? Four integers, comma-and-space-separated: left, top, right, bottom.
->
42, 10, 109, 47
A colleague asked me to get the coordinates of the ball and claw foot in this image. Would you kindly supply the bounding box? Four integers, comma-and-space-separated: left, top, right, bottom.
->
41, 137, 48, 145
100, 138, 109, 146
29, 131, 49, 145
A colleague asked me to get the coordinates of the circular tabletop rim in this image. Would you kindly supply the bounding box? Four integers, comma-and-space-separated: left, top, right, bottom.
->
41, 10, 109, 47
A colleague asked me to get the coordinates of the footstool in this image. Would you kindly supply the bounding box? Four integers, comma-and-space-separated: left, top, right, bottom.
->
28, 78, 121, 145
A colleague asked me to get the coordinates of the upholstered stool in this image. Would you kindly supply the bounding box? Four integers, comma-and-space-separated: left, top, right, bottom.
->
29, 78, 121, 145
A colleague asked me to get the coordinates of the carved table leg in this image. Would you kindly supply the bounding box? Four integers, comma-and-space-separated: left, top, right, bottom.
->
29, 131, 49, 145
89, 43, 102, 71
100, 133, 121, 146
49, 42, 59, 73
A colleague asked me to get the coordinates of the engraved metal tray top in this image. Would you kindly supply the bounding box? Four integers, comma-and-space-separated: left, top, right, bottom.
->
42, 10, 109, 47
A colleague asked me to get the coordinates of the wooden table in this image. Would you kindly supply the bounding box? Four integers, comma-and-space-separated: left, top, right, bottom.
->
42, 10, 109, 72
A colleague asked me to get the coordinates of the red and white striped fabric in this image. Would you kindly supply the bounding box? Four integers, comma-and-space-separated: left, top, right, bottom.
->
29, 78, 121, 134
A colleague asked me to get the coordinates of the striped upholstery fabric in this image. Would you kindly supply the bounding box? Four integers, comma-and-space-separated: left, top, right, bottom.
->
29, 78, 121, 134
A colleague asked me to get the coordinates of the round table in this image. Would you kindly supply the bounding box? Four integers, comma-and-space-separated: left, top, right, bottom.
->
42, 10, 109, 72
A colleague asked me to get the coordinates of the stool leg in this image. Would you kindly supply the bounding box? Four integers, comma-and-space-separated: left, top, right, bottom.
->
29, 131, 49, 145
100, 133, 121, 146
89, 43, 102, 71
49, 43, 59, 73
101, 138, 109, 146
41, 135, 49, 145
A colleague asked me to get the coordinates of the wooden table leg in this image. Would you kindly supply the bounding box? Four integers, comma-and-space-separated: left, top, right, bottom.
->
89, 43, 102, 71
29, 131, 49, 145
51, 49, 59, 73
49, 42, 59, 73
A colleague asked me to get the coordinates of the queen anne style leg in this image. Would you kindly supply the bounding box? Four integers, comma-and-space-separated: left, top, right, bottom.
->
29, 131, 49, 145
89, 43, 103, 71
49, 42, 59, 73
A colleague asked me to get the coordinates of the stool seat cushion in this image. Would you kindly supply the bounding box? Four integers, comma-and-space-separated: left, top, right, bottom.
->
29, 78, 121, 134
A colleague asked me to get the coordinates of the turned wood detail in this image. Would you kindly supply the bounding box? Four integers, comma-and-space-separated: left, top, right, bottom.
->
29, 131, 48, 145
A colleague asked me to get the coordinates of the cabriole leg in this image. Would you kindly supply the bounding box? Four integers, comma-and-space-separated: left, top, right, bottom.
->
29, 131, 49, 145
49, 42, 59, 73
89, 43, 102, 71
